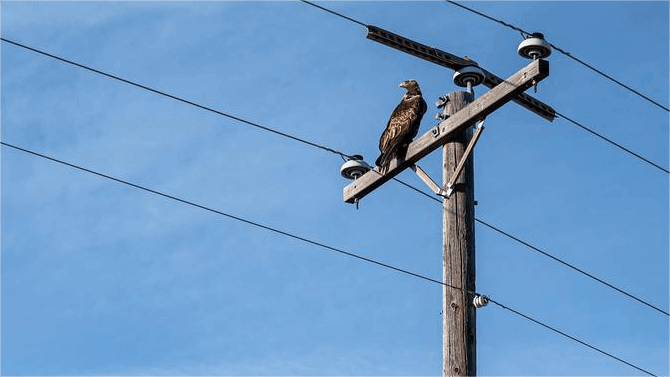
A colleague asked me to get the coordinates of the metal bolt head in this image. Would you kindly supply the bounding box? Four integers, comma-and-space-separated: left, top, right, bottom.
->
435, 95, 449, 108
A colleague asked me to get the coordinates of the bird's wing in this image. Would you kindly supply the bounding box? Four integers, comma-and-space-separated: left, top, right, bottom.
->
379, 95, 427, 153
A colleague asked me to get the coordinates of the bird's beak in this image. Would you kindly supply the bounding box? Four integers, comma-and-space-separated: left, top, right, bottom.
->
398, 82, 407, 88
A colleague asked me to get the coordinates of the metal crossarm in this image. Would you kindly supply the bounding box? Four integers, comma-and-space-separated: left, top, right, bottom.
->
366, 24, 556, 121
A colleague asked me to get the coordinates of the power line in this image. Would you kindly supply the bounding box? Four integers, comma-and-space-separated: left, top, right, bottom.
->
442, 0, 670, 113
0, 9, 670, 317
296, 1, 669, 176
0, 9, 670, 370
0, 37, 353, 161
475, 218, 670, 316
393, 177, 669, 317
443, 0, 529, 38
2, 30, 666, 315
0, 141, 457, 292
0, 140, 657, 377
299, 0, 367, 27
297, 0, 670, 113
3, 9, 667, 179
489, 298, 656, 377
556, 111, 670, 174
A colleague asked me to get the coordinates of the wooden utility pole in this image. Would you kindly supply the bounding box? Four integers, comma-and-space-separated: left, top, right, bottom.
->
441, 92, 476, 376
341, 26, 552, 376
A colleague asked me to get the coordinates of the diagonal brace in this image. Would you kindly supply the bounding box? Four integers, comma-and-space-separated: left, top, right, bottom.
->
410, 121, 484, 199
444, 120, 485, 198
411, 164, 447, 197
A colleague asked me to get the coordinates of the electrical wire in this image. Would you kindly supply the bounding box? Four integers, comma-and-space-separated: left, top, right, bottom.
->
488, 297, 657, 377
391, 178, 669, 317
299, 0, 367, 27
0, 9, 670, 376
300, 0, 667, 115
476, 217, 670, 316
0, 14, 670, 317
555, 111, 670, 174
0, 140, 657, 377
0, 30, 670, 317
0, 141, 471, 293
2, 19, 667, 178
0, 37, 354, 161
442, 0, 670, 113
1, 16, 665, 373
295, 1, 669, 175
2, 25, 666, 318
443, 0, 530, 38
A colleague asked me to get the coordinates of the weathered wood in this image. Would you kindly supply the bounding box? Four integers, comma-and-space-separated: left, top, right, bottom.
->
366, 24, 555, 121
343, 58, 548, 203
442, 92, 476, 377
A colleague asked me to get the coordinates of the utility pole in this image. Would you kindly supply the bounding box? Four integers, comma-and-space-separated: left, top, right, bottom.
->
339, 25, 553, 377
441, 91, 476, 376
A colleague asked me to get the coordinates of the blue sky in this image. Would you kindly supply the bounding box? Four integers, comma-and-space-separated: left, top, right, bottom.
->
1, 1, 668, 376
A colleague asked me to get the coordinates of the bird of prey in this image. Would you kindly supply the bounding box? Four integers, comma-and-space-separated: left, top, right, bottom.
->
375, 79, 427, 172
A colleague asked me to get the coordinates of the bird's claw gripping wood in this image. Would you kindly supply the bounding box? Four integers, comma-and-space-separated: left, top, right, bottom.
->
343, 58, 549, 203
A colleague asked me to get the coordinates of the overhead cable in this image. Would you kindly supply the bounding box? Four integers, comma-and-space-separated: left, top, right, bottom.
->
442, 0, 670, 113
297, 0, 670, 113
2, 34, 667, 316
295, 1, 669, 175
555, 111, 669, 174
489, 297, 656, 376
299, 0, 366, 27
1, 3, 665, 374
0, 140, 657, 377
0, 37, 353, 161
392, 172, 669, 317
0, 16, 670, 175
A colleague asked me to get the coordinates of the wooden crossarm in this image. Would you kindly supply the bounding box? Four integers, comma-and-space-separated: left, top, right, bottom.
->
343, 58, 549, 203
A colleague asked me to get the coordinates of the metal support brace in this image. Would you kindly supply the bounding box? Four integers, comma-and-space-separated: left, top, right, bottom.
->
411, 164, 447, 197
444, 120, 485, 198
410, 120, 485, 199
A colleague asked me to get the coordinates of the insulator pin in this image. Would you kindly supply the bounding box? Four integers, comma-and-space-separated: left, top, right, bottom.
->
473, 295, 489, 308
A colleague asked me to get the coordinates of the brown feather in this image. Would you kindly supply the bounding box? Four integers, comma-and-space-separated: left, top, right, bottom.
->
376, 80, 427, 171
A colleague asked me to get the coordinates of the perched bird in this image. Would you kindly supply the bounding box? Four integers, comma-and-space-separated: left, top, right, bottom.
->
375, 79, 428, 172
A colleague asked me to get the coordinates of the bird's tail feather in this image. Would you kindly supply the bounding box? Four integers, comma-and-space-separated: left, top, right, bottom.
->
375, 151, 394, 173
375, 153, 386, 169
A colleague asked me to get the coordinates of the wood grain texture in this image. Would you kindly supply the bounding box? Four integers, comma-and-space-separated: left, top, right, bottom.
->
343, 58, 548, 203
442, 92, 476, 377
